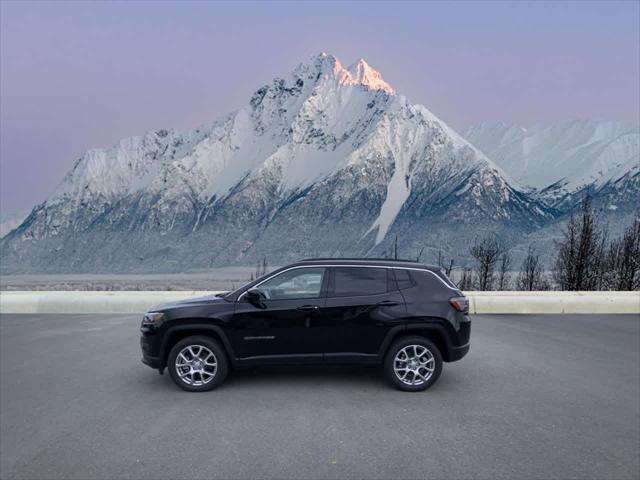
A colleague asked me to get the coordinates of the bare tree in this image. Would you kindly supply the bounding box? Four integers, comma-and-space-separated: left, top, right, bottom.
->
601, 216, 640, 290
517, 244, 546, 290
497, 251, 511, 290
553, 196, 604, 290
437, 249, 455, 276
393, 235, 399, 260
619, 217, 640, 290
458, 268, 473, 291
255, 256, 269, 278
255, 259, 262, 278
415, 247, 425, 263
444, 258, 454, 277
594, 225, 610, 291
470, 234, 503, 291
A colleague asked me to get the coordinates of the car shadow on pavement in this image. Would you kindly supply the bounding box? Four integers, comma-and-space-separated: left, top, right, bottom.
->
227, 364, 387, 387
134, 363, 466, 394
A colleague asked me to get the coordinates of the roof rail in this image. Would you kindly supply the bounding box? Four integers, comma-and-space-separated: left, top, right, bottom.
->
300, 257, 429, 264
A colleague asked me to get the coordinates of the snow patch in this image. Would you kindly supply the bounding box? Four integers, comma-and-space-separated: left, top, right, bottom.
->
367, 160, 410, 244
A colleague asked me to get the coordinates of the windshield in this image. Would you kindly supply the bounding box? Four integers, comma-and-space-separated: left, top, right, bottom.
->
226, 268, 282, 299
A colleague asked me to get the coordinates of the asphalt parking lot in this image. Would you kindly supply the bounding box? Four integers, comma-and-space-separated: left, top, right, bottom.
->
1, 313, 638, 480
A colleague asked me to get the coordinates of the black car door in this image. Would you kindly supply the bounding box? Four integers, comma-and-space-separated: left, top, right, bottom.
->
322, 266, 406, 361
230, 267, 328, 361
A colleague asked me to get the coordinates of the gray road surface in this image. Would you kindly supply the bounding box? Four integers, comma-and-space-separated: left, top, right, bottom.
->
1, 313, 639, 480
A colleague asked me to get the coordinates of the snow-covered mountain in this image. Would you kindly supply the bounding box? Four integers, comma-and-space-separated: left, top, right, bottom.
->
1, 53, 554, 273
464, 120, 640, 210
0, 212, 27, 239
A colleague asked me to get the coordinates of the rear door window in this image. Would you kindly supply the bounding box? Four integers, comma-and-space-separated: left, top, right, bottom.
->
330, 267, 389, 297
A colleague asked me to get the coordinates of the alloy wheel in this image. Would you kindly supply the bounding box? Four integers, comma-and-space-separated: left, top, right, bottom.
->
393, 344, 435, 386
175, 345, 218, 386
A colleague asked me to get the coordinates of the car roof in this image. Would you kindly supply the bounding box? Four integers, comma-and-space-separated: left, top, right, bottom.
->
295, 258, 441, 271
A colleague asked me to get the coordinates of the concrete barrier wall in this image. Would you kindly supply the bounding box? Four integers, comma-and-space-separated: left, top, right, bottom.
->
0, 291, 214, 315
468, 291, 639, 314
0, 290, 638, 315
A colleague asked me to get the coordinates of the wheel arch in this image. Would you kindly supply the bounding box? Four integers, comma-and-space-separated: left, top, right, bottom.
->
379, 321, 454, 362
160, 322, 236, 369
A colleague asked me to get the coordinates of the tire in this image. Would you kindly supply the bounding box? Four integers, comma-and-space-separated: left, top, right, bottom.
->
384, 336, 443, 392
168, 335, 229, 392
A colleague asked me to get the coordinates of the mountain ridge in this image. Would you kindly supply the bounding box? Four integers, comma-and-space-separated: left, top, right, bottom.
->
0, 54, 585, 273
464, 119, 639, 210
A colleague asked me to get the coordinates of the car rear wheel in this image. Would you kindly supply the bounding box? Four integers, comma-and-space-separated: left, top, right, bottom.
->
384, 336, 442, 392
168, 336, 228, 392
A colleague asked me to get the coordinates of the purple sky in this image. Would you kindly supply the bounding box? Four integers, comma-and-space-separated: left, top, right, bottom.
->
1, 0, 638, 213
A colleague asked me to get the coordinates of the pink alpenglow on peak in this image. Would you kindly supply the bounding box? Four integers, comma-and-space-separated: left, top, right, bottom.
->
310, 53, 396, 95
347, 58, 396, 95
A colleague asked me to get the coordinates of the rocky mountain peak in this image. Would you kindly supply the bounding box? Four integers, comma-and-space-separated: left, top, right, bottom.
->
1, 53, 565, 273
347, 58, 395, 94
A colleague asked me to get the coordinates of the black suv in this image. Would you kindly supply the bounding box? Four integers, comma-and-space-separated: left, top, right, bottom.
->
140, 259, 471, 392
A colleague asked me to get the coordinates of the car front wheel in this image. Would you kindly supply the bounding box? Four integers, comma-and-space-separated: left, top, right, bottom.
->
384, 336, 443, 392
168, 335, 228, 392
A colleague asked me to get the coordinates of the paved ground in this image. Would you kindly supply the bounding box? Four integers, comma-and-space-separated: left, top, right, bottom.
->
1, 314, 638, 480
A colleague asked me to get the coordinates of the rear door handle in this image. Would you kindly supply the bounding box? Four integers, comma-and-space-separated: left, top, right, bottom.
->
377, 300, 399, 307
297, 305, 319, 311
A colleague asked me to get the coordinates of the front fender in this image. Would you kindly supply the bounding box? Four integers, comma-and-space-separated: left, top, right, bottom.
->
159, 322, 237, 368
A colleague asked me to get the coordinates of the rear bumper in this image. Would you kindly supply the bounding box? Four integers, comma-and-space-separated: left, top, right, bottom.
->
446, 317, 470, 362
447, 343, 470, 362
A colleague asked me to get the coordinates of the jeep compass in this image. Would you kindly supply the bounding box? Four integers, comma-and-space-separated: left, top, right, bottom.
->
140, 258, 471, 392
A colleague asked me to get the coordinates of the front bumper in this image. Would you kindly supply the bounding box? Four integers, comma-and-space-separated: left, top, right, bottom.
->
141, 354, 161, 369
140, 335, 162, 370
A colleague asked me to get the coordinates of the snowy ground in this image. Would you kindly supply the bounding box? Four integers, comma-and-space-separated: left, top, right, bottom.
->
0, 267, 261, 291
0, 268, 554, 291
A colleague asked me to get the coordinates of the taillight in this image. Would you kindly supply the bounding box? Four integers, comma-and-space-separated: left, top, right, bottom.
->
449, 296, 469, 314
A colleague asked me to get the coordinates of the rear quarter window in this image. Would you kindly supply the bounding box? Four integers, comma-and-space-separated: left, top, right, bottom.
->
434, 270, 458, 289
397, 269, 456, 295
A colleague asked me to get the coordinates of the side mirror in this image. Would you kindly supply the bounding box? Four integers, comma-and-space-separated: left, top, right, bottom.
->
244, 289, 267, 309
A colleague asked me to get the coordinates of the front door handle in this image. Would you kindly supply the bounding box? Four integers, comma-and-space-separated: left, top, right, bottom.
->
377, 300, 399, 307
297, 305, 319, 311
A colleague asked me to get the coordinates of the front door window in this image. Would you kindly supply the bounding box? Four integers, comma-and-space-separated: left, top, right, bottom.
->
256, 268, 325, 300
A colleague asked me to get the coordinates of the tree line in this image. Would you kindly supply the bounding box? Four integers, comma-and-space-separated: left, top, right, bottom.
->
455, 197, 639, 291
252, 197, 638, 291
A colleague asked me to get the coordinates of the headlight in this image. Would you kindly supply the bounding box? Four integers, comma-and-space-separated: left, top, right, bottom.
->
141, 312, 165, 329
